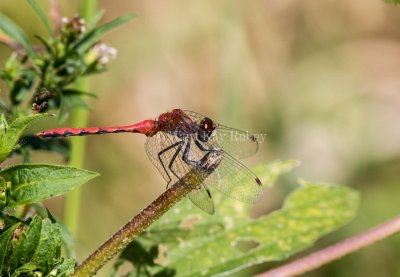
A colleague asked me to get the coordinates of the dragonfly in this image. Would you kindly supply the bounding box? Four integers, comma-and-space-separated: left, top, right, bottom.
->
37, 109, 263, 214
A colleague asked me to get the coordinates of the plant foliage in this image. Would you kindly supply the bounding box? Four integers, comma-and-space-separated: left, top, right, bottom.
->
0, 1, 131, 276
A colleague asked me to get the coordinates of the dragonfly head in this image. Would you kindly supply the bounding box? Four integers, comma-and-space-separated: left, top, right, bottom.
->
197, 117, 216, 142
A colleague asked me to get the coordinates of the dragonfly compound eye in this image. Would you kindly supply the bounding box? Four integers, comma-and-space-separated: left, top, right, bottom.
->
198, 117, 215, 142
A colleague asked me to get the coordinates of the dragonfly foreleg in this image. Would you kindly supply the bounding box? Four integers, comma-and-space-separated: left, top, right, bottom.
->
194, 139, 218, 152
181, 137, 217, 191
182, 136, 202, 167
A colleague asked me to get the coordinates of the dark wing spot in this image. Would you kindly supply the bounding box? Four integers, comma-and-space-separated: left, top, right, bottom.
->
206, 188, 212, 199
250, 135, 257, 142
255, 177, 262, 186
97, 129, 108, 134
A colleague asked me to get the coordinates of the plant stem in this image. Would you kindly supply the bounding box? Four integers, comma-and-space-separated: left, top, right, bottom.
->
63, 101, 88, 235
72, 154, 221, 277
258, 215, 400, 277
80, 0, 97, 21
63, 0, 97, 236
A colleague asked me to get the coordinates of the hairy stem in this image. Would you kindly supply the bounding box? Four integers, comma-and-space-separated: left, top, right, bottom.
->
259, 215, 400, 277
72, 154, 221, 277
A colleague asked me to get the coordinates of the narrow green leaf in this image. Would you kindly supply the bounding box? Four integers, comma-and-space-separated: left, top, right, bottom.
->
74, 14, 136, 53
30, 218, 62, 272
62, 88, 97, 98
0, 164, 99, 207
86, 9, 105, 30
8, 216, 42, 272
0, 13, 37, 58
34, 35, 53, 53
0, 223, 20, 270
27, 0, 54, 36
0, 113, 50, 163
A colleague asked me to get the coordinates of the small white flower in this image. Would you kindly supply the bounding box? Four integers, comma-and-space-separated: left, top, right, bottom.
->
93, 43, 118, 65
77, 18, 86, 33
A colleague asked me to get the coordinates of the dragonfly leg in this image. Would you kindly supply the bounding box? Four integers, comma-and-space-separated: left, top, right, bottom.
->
181, 136, 202, 167
181, 137, 214, 194
194, 139, 216, 152
158, 141, 182, 188
166, 141, 185, 189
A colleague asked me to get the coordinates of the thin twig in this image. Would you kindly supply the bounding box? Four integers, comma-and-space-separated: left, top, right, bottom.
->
258, 215, 400, 277
72, 152, 222, 277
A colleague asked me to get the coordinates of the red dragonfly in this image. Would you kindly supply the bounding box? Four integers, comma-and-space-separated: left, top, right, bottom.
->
37, 109, 263, 214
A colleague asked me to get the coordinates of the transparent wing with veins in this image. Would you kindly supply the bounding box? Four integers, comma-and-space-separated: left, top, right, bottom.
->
203, 150, 263, 204
183, 110, 259, 159
145, 127, 263, 213
145, 131, 215, 214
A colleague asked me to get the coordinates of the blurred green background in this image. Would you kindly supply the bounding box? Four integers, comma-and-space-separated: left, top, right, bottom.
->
1, 0, 400, 276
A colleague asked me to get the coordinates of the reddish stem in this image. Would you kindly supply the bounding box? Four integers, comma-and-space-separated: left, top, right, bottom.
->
258, 215, 400, 277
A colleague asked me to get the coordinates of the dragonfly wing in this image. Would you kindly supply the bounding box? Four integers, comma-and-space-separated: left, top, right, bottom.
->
146, 132, 219, 214
145, 131, 185, 184
183, 110, 259, 159
204, 151, 263, 204
186, 185, 215, 214
210, 125, 259, 159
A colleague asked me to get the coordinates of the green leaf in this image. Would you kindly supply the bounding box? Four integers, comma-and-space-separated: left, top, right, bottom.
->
0, 176, 7, 209
34, 35, 53, 54
1, 216, 75, 276
62, 88, 97, 98
60, 88, 98, 111
1, 214, 23, 231
27, 0, 54, 37
174, 183, 358, 276
8, 216, 42, 273
12, 262, 38, 275
0, 113, 50, 163
16, 134, 71, 162
114, 161, 359, 276
30, 218, 62, 272
74, 14, 136, 53
111, 160, 299, 275
0, 164, 99, 207
0, 13, 37, 58
86, 9, 105, 30
0, 223, 20, 270
253, 159, 300, 187
54, 258, 75, 276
